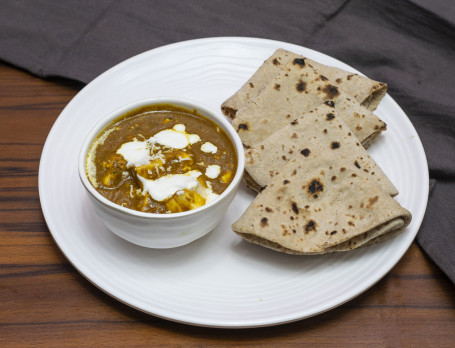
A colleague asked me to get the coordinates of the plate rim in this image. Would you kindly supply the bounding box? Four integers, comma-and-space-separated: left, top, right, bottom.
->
38, 36, 429, 328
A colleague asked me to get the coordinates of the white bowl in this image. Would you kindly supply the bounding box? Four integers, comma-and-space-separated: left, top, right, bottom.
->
78, 97, 245, 248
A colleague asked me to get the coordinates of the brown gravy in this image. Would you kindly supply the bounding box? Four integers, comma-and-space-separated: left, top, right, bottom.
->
86, 104, 237, 213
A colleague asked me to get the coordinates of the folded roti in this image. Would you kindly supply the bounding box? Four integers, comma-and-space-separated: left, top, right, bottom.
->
222, 48, 387, 118
232, 147, 411, 254
244, 103, 398, 196
231, 57, 386, 149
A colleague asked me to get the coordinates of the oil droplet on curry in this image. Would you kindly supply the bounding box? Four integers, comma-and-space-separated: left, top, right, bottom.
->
86, 104, 237, 213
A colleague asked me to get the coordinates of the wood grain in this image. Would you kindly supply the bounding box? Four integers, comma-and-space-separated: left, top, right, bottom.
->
0, 62, 454, 347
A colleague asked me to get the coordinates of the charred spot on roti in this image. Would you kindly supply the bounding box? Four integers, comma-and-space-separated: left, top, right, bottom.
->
324, 100, 335, 107
366, 195, 379, 208
323, 129, 328, 134
354, 161, 361, 168
259, 185, 267, 192
265, 207, 273, 213
260, 217, 268, 227
322, 84, 340, 99
307, 178, 324, 198
347, 74, 354, 80
340, 167, 346, 172
331, 141, 340, 149
348, 221, 355, 226
290, 120, 298, 125
331, 175, 337, 182
320, 75, 328, 81
305, 220, 317, 233
296, 80, 307, 92
249, 82, 254, 88
273, 58, 280, 65
326, 113, 335, 121
238, 123, 248, 131
300, 148, 310, 157
292, 58, 306, 67
274, 83, 281, 91
291, 202, 299, 214
330, 230, 337, 235
283, 179, 290, 184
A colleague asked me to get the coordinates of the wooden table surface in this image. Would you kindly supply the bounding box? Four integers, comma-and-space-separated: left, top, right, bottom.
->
1, 61, 454, 347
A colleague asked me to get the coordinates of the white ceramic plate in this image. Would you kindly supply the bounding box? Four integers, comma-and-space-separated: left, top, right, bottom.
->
39, 37, 428, 328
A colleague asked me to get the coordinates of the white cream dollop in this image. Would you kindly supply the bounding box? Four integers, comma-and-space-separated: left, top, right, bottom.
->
116, 139, 151, 167
201, 142, 217, 154
205, 164, 221, 179
149, 124, 200, 149
116, 124, 202, 167
196, 181, 219, 204
137, 170, 202, 202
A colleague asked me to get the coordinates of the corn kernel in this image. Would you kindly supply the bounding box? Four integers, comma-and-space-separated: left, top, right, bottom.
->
192, 193, 205, 206
220, 170, 232, 183
165, 198, 182, 213
197, 176, 207, 188
102, 173, 112, 186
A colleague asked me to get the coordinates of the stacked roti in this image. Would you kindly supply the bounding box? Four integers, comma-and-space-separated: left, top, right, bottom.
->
221, 48, 387, 118
243, 103, 398, 197
230, 54, 386, 149
232, 148, 411, 254
225, 49, 411, 254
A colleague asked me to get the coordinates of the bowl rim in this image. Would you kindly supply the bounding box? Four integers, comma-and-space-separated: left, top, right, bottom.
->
78, 96, 245, 220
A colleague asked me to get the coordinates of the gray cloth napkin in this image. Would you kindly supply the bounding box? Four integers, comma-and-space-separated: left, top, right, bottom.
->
1, 0, 454, 283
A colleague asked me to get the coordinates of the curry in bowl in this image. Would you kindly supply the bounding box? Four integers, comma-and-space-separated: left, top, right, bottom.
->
86, 103, 237, 214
